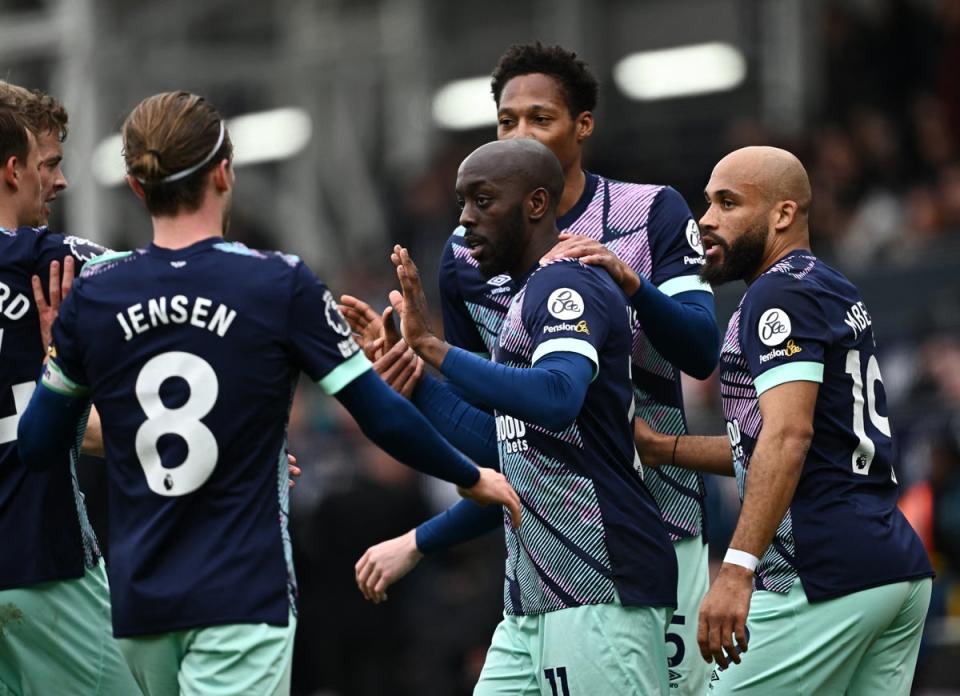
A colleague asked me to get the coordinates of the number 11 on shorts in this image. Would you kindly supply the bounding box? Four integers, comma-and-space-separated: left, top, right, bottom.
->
544, 666, 570, 696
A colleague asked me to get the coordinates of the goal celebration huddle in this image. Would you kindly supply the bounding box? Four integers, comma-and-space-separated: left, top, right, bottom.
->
0, 42, 932, 696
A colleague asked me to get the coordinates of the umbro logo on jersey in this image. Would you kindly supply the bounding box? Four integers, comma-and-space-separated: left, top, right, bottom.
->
170, 261, 187, 268
487, 274, 511, 287
668, 669, 681, 681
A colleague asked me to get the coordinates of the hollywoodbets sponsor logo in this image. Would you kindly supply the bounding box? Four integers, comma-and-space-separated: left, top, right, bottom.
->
759, 339, 802, 363
495, 414, 529, 453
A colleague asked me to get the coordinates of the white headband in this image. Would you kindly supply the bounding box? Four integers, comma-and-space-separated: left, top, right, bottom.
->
138, 121, 226, 185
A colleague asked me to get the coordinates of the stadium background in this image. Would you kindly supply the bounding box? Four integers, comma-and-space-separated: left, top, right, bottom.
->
3, 0, 959, 693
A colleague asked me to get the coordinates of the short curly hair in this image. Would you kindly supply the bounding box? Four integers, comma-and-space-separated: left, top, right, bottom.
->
491, 42, 599, 118
0, 81, 69, 142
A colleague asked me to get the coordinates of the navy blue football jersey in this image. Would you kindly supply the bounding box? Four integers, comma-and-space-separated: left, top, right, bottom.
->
440, 173, 711, 541
720, 250, 933, 600
492, 259, 676, 615
44, 237, 372, 636
0, 226, 104, 590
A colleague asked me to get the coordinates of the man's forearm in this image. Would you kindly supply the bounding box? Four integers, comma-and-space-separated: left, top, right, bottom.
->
416, 499, 503, 554
727, 426, 811, 557
410, 334, 450, 369
81, 405, 104, 457
675, 434, 735, 475
18, 383, 90, 471
413, 375, 499, 469
438, 349, 593, 431
641, 431, 734, 476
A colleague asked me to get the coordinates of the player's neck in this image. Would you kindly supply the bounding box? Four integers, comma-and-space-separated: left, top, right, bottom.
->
511, 226, 560, 280
747, 233, 811, 283
151, 209, 224, 250
557, 167, 586, 218
0, 202, 24, 230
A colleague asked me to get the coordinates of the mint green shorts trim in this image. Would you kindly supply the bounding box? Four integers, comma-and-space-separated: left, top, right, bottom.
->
708, 577, 932, 696
0, 561, 139, 696
669, 535, 711, 696
117, 610, 297, 696
475, 603, 671, 696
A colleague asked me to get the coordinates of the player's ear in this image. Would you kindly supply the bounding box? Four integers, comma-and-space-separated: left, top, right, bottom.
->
773, 199, 798, 232
2, 156, 18, 189
126, 175, 146, 201
528, 187, 549, 221
211, 158, 232, 193
575, 111, 594, 143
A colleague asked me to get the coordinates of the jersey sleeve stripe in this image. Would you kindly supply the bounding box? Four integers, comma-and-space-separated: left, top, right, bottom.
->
42, 360, 89, 396
754, 361, 824, 395
84, 249, 134, 267
531, 338, 599, 381
317, 351, 372, 395
657, 275, 713, 297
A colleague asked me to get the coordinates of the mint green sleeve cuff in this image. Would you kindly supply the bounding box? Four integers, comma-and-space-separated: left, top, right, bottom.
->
531, 337, 600, 381
657, 275, 713, 297
42, 360, 89, 396
754, 361, 824, 395
317, 351, 372, 395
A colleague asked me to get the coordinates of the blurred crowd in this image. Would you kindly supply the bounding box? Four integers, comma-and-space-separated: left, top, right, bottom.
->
796, 0, 960, 268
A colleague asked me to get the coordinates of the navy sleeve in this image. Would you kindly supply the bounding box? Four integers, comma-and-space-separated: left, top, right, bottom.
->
286, 262, 372, 394
22, 284, 91, 470
439, 233, 487, 354
440, 349, 593, 431
415, 499, 502, 554
46, 283, 89, 393
646, 187, 714, 297
412, 374, 499, 468
627, 285, 719, 379
740, 276, 828, 396
335, 369, 481, 488
17, 380, 89, 471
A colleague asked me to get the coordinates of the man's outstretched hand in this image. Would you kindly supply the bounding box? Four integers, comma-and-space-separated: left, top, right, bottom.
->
390, 245, 449, 368
373, 339, 424, 399
33, 257, 75, 357
339, 295, 403, 361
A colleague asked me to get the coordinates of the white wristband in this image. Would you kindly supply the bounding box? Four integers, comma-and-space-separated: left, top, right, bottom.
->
723, 548, 759, 572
